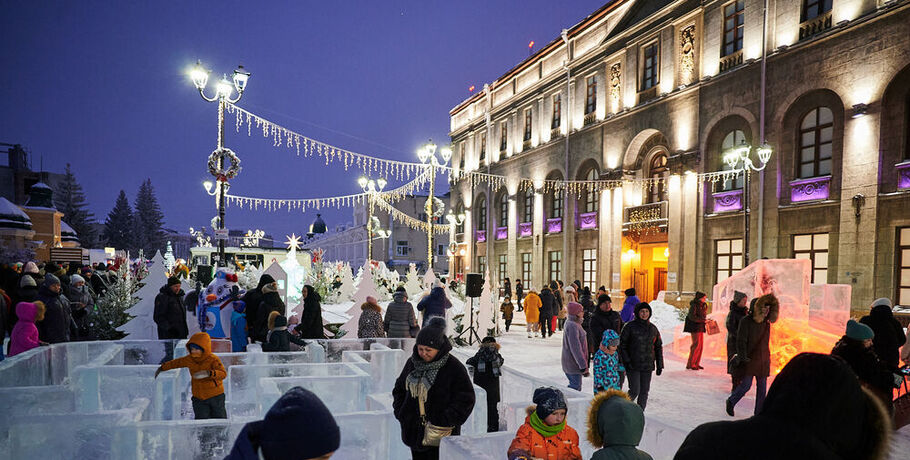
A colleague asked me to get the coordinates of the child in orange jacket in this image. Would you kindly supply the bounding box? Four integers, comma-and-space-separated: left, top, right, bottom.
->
508, 386, 583, 460
155, 332, 228, 419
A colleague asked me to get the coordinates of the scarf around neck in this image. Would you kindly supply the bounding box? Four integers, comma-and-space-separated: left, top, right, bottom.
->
529, 411, 566, 437
406, 353, 450, 403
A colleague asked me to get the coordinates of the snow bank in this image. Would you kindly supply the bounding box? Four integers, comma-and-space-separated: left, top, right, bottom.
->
649, 299, 683, 345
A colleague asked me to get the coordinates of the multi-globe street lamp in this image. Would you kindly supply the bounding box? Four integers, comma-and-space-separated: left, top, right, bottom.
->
723, 141, 772, 265
417, 140, 452, 270
358, 176, 390, 262
190, 60, 250, 266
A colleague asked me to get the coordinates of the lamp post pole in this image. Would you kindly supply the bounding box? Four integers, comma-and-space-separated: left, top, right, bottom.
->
417, 140, 453, 273
724, 142, 773, 266
190, 60, 250, 266
359, 176, 387, 263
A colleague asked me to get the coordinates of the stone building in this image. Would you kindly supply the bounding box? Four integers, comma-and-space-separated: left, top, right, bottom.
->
447, 0, 910, 308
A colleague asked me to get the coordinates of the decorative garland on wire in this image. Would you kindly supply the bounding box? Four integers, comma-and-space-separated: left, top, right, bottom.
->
373, 194, 451, 235
208, 148, 242, 180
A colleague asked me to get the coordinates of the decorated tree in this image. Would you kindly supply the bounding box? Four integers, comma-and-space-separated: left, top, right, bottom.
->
92, 263, 136, 340
236, 262, 263, 291
337, 262, 355, 302
341, 260, 381, 336
118, 251, 167, 339
475, 268, 497, 337
404, 263, 422, 297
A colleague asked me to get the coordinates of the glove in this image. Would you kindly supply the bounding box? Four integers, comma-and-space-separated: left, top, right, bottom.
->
656, 367, 663, 376
192, 371, 212, 380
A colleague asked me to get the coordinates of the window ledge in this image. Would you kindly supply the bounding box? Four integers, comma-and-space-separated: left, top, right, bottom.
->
789, 175, 832, 203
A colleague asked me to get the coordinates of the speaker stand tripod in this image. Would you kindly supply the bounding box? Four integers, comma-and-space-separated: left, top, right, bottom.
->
455, 296, 482, 345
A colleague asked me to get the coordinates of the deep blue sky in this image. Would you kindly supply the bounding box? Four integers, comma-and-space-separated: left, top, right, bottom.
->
1, 1, 606, 243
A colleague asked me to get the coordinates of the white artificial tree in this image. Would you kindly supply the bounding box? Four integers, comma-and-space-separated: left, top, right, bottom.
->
163, 241, 176, 273
118, 251, 168, 339
236, 262, 263, 291
341, 260, 381, 336
404, 263, 422, 298
475, 268, 496, 337
338, 262, 355, 302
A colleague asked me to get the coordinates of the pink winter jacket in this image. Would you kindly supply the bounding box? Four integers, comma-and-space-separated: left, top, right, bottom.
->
10, 302, 41, 356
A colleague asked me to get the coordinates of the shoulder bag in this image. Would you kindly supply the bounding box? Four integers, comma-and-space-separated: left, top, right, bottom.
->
419, 395, 454, 447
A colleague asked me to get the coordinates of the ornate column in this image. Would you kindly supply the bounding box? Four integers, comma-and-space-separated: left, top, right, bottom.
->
533, 190, 545, 289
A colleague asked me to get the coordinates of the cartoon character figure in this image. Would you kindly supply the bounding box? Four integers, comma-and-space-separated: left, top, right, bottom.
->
195, 269, 247, 338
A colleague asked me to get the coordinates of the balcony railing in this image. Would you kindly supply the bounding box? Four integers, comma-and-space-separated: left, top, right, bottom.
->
495, 226, 508, 240
623, 201, 668, 225
799, 10, 832, 41
719, 49, 743, 73
712, 189, 743, 213
475, 229, 486, 243
550, 127, 561, 139
790, 175, 831, 203
546, 217, 562, 234
518, 222, 532, 238
583, 112, 596, 126
897, 161, 910, 190
578, 211, 598, 230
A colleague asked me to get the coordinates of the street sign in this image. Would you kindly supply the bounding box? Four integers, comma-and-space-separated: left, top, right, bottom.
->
214, 229, 228, 240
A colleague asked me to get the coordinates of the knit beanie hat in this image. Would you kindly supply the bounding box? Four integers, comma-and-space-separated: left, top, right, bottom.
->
70, 274, 85, 285
23, 261, 39, 274
533, 387, 567, 420
694, 291, 707, 302
20, 275, 37, 288
395, 285, 407, 293
81, 266, 93, 274
624, 288, 636, 297
166, 276, 181, 287
733, 291, 747, 304
634, 302, 652, 318
597, 294, 612, 305
845, 319, 874, 341
567, 301, 583, 317
416, 317, 451, 353
44, 273, 60, 287
259, 386, 340, 459
601, 329, 621, 348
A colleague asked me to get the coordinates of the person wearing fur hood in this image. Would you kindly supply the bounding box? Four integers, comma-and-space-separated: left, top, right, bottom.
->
262, 311, 307, 352
385, 287, 419, 338
507, 387, 582, 460
587, 389, 653, 460
358, 296, 386, 338
466, 336, 505, 432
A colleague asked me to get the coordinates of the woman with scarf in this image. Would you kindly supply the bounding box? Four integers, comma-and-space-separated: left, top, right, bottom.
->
392, 317, 475, 460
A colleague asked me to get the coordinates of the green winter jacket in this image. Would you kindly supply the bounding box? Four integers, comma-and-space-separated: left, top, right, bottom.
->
587, 389, 654, 460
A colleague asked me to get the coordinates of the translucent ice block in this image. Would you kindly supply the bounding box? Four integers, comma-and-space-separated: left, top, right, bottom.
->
440, 431, 514, 460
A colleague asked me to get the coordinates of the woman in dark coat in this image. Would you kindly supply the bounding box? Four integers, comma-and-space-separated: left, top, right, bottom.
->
295, 285, 325, 339
726, 293, 779, 417
859, 297, 906, 370
392, 317, 475, 460
385, 287, 419, 338
36, 274, 76, 344
725, 292, 749, 390
831, 319, 896, 411
253, 280, 285, 343
619, 302, 663, 411
240, 273, 274, 343
538, 285, 556, 338
674, 352, 891, 460
416, 286, 452, 327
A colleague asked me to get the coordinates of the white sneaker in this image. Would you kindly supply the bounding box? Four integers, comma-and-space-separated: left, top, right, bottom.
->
527, 333, 533, 338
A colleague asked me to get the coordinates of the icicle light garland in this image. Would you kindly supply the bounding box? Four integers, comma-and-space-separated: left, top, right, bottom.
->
373, 195, 451, 235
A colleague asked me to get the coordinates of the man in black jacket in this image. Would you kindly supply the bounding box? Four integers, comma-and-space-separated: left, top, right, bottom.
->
153, 277, 189, 340
538, 285, 556, 338
515, 279, 524, 312
37, 273, 76, 343
725, 291, 749, 390
240, 273, 274, 343
619, 302, 663, 410
859, 297, 907, 370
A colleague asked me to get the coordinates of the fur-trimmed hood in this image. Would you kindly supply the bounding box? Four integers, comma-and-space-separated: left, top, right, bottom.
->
586, 390, 643, 448
361, 301, 381, 312
480, 341, 501, 351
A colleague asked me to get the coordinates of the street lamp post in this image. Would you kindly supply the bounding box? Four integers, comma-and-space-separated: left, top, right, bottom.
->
358, 176, 388, 262
417, 140, 452, 271
723, 141, 772, 265
190, 60, 250, 266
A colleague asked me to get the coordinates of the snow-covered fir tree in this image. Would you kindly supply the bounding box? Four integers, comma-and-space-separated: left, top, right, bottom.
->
92, 263, 136, 340
404, 263, 422, 297
134, 179, 166, 256
337, 263, 355, 302
118, 251, 167, 339
53, 163, 97, 248
103, 190, 135, 252
341, 260, 381, 336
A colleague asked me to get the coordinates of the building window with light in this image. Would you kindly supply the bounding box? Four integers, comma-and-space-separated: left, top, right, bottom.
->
500, 122, 508, 152
798, 107, 833, 178
801, 0, 832, 22
718, 131, 746, 192
478, 256, 486, 277
549, 251, 562, 283
715, 238, 743, 283
722, 0, 744, 57
897, 227, 910, 306
641, 42, 659, 91
499, 193, 509, 227
477, 198, 487, 231
498, 254, 508, 287
648, 153, 669, 203
552, 94, 561, 129
396, 240, 410, 257
582, 249, 597, 290
551, 188, 563, 219
479, 132, 486, 163
522, 252, 532, 287
583, 169, 599, 213
793, 233, 829, 284
524, 109, 533, 142
523, 188, 534, 223
459, 142, 465, 171
585, 76, 597, 115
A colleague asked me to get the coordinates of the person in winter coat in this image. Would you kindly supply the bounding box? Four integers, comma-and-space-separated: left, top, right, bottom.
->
859, 297, 907, 370
589, 294, 622, 354
294, 285, 324, 339
523, 290, 542, 338
226, 386, 340, 460
153, 277, 189, 340
155, 332, 228, 419
725, 291, 749, 390
500, 296, 514, 332
674, 352, 891, 460
82, 266, 107, 299
562, 302, 589, 391
831, 319, 897, 411
579, 288, 595, 342
241, 274, 274, 343
65, 274, 94, 340
254, 281, 286, 342
684, 291, 708, 370
37, 274, 75, 344
619, 303, 663, 410
726, 293, 779, 416
539, 285, 556, 338
593, 330, 625, 393
7, 275, 38, 337
515, 279, 524, 311
416, 286, 452, 327
466, 336, 505, 432
358, 296, 386, 338
384, 287, 419, 338
503, 278, 512, 301
230, 301, 248, 352
553, 281, 565, 332
9, 301, 46, 356
586, 390, 653, 460
507, 387, 583, 460
392, 317, 475, 460
263, 311, 307, 352
620, 288, 639, 323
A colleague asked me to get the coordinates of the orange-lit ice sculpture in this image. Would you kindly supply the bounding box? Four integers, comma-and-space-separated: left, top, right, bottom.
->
671, 259, 850, 374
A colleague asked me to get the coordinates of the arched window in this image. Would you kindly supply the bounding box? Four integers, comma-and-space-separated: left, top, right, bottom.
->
719, 130, 746, 191
523, 188, 534, 223
648, 153, 669, 203
499, 193, 509, 227
551, 186, 564, 219
798, 107, 833, 178
583, 168, 599, 213
476, 198, 487, 231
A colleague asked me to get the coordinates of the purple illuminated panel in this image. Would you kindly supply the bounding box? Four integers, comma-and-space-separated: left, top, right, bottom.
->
897, 162, 910, 190
495, 226, 508, 240
578, 211, 598, 230
712, 189, 743, 213
519, 222, 532, 237
475, 230, 486, 243
789, 176, 831, 203
546, 217, 562, 234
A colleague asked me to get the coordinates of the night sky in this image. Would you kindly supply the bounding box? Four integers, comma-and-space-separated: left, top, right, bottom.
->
1, 1, 606, 244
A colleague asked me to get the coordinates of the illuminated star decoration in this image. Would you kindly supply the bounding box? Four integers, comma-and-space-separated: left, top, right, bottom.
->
284, 233, 302, 251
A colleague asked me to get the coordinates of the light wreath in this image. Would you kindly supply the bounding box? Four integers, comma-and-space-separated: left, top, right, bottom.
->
208, 147, 242, 180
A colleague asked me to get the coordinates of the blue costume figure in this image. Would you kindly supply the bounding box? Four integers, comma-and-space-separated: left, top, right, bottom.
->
196, 269, 247, 338
231, 301, 248, 352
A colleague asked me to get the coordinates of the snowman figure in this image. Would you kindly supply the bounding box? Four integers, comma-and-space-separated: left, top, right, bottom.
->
195, 269, 246, 338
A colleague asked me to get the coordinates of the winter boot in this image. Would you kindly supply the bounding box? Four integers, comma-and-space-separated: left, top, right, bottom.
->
725, 398, 735, 417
